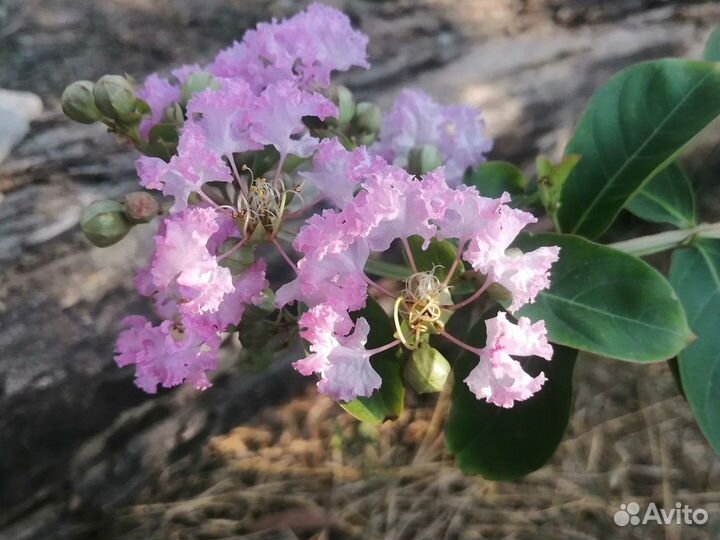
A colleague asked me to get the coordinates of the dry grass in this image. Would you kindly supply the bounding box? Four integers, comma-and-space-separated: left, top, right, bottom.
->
109, 355, 720, 540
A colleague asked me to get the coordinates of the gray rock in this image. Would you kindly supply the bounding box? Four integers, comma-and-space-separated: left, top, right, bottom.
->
0, 89, 43, 164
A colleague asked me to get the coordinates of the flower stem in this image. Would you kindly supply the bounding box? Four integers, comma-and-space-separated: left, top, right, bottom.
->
440, 331, 482, 356
368, 339, 401, 356
447, 279, 491, 311
363, 273, 396, 298
610, 222, 720, 257
401, 237, 418, 273
271, 237, 298, 274
217, 237, 247, 261
442, 238, 467, 287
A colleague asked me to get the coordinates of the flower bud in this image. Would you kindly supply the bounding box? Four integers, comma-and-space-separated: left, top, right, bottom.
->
487, 282, 513, 303
62, 81, 102, 124
354, 102, 382, 134
405, 345, 451, 394
327, 85, 356, 126
124, 191, 160, 223
180, 72, 220, 105
80, 200, 131, 247
93, 75, 137, 120
408, 144, 443, 175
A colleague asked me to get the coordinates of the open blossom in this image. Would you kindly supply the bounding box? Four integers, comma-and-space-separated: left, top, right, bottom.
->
150, 207, 234, 315
249, 81, 337, 158
209, 2, 368, 92
137, 64, 200, 137
297, 305, 381, 402
136, 122, 233, 212
186, 77, 262, 157
300, 139, 386, 206
464, 313, 553, 408
371, 89, 493, 185
115, 316, 221, 393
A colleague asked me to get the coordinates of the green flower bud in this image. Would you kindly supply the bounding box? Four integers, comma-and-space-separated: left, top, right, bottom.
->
80, 200, 131, 247
405, 345, 451, 394
180, 72, 220, 106
93, 75, 137, 120
354, 101, 382, 134
62, 80, 102, 124
124, 191, 160, 223
408, 144, 443, 176
487, 281, 513, 303
327, 85, 356, 126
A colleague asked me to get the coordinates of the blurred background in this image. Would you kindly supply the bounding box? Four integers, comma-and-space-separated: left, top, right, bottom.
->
2, 1, 720, 539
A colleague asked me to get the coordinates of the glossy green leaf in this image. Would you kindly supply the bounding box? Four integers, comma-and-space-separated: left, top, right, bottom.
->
669, 239, 720, 452
341, 297, 405, 424
558, 59, 720, 239
516, 233, 693, 362
704, 27, 720, 62
465, 161, 526, 198
626, 162, 696, 228
407, 235, 462, 283
445, 316, 577, 480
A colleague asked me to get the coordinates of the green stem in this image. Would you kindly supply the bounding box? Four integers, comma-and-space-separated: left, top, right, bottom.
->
610, 222, 720, 257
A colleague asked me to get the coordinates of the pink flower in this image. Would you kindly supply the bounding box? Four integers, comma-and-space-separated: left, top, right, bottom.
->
276, 240, 369, 313
137, 65, 200, 138
209, 3, 368, 92
150, 207, 234, 315
115, 316, 221, 393
186, 78, 263, 157
297, 306, 381, 402
137, 74, 180, 138
464, 313, 553, 408
300, 139, 385, 206
462, 202, 559, 311
136, 122, 233, 212
249, 81, 337, 159
372, 89, 492, 185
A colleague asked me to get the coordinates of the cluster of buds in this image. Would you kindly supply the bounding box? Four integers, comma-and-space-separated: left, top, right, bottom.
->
64, 3, 559, 409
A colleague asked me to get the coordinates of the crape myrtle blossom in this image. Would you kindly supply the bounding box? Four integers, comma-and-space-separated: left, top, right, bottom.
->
116, 207, 269, 393
371, 89, 493, 186
209, 3, 369, 92
282, 162, 559, 406
137, 64, 201, 138
115, 2, 368, 394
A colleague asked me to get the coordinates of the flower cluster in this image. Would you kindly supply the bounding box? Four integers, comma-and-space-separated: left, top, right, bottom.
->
98, 3, 559, 407
281, 158, 559, 407
115, 3, 366, 392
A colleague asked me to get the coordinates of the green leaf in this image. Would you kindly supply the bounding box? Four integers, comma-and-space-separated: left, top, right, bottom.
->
364, 258, 412, 281
341, 297, 405, 424
669, 239, 720, 452
445, 316, 577, 480
704, 27, 720, 62
407, 235, 462, 283
516, 233, 693, 362
626, 162, 696, 228
465, 161, 526, 198
558, 59, 720, 239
